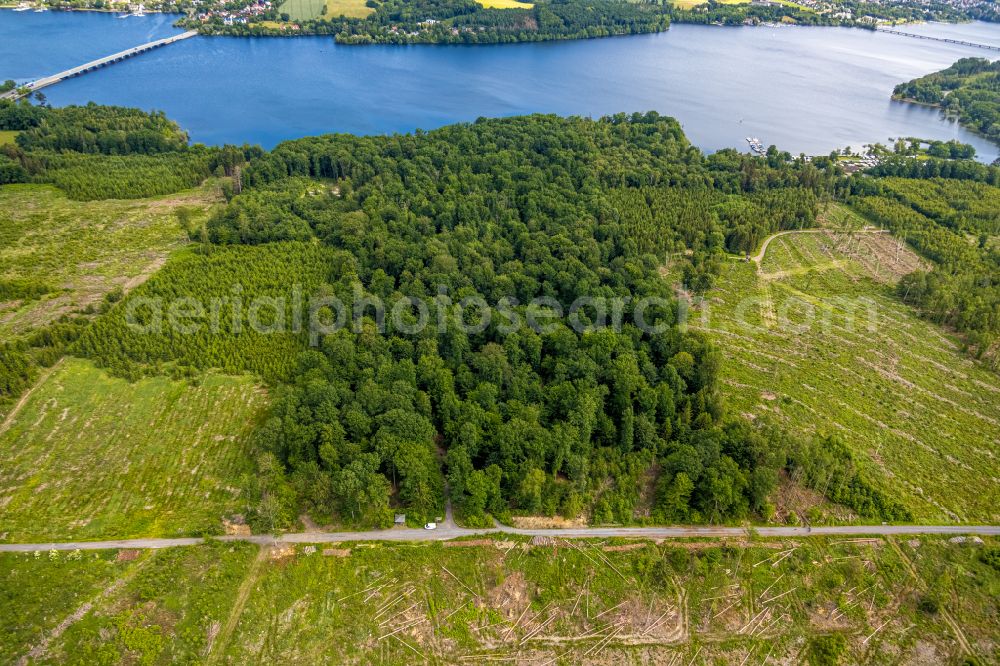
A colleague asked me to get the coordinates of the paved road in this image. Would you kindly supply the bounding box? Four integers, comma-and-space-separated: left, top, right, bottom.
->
2, 524, 997, 552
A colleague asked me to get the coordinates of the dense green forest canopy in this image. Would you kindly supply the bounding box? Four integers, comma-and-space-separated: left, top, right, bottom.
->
99, 112, 908, 529
196, 0, 674, 42
894, 58, 1000, 151
341, 0, 670, 44
0, 100, 257, 198
2, 103, 189, 155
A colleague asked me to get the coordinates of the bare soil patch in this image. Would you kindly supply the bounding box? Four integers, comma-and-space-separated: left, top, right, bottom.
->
322, 548, 351, 557
444, 539, 495, 548
512, 515, 587, 529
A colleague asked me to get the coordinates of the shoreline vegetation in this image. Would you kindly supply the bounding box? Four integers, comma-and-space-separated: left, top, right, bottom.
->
893, 57, 1000, 159
3, 0, 998, 43
187, 0, 999, 42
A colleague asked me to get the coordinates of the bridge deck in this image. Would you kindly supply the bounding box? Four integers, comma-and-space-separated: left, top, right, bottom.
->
877, 28, 1000, 52
2, 30, 198, 100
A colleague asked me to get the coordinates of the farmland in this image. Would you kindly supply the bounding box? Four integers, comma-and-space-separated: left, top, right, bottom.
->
280, 0, 373, 20
0, 358, 268, 542
325, 0, 374, 17
692, 205, 1000, 524
279, 0, 323, 20
0, 183, 219, 338
3, 536, 997, 664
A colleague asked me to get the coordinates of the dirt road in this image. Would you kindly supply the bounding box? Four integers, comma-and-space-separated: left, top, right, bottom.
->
750, 228, 888, 265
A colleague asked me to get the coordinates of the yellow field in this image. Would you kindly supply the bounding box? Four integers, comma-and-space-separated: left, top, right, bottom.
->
476, 0, 534, 8
670, 0, 746, 8
325, 0, 373, 18
671, 0, 810, 10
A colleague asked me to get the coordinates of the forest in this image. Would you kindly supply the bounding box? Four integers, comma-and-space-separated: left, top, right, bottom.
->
3, 102, 992, 530
336, 0, 670, 44
0, 103, 252, 410
893, 58, 1000, 151
192, 0, 673, 41
0, 100, 253, 199
84, 111, 909, 529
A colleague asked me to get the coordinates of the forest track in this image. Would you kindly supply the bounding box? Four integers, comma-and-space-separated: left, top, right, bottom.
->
0, 358, 65, 438
751, 228, 888, 267
205, 545, 268, 664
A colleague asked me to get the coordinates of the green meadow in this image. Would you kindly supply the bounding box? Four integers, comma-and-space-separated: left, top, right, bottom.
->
0, 359, 268, 542
0, 183, 218, 338
280, 0, 373, 20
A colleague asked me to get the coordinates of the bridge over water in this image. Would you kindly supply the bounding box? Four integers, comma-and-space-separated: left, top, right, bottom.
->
1, 30, 198, 101
876, 27, 1000, 52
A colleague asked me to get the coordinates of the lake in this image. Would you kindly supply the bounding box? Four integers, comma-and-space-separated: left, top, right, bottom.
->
1, 10, 998, 161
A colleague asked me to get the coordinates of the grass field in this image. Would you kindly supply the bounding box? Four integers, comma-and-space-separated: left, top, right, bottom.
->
326, 0, 374, 17
0, 130, 18, 146
1, 549, 132, 665
0, 183, 219, 338
227, 537, 1000, 664
0, 358, 269, 542
280, 0, 373, 20
7, 536, 995, 664
693, 204, 1000, 524
280, 0, 322, 19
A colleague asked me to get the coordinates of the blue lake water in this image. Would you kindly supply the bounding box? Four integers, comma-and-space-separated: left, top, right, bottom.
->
1, 10, 999, 161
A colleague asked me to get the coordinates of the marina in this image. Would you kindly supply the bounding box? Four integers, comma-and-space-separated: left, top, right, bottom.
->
746, 136, 766, 154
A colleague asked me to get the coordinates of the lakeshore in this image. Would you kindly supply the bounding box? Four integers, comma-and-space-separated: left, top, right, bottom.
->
1, 11, 999, 160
